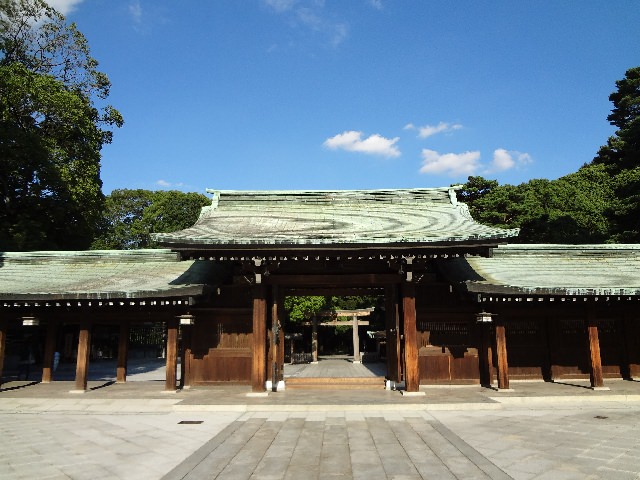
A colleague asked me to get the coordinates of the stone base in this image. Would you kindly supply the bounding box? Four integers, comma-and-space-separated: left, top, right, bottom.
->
400, 390, 426, 396
266, 380, 285, 391
592, 386, 611, 391
161, 389, 178, 394
68, 389, 87, 394
246, 392, 269, 397
494, 388, 516, 392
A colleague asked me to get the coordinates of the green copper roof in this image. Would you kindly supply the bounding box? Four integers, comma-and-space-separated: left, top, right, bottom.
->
0, 249, 217, 301
153, 187, 519, 250
439, 244, 640, 297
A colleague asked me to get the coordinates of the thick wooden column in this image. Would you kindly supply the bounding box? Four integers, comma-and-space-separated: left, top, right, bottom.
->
479, 321, 492, 387
385, 286, 401, 383
586, 311, 604, 389
181, 322, 192, 389
41, 319, 58, 383
0, 318, 7, 387
311, 315, 318, 363
277, 292, 285, 384
495, 319, 510, 390
252, 285, 268, 393
165, 318, 178, 391
74, 319, 92, 392
116, 322, 129, 383
352, 315, 360, 363
402, 282, 419, 392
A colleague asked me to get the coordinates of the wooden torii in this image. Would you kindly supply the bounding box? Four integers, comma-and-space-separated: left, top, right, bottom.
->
310, 308, 374, 363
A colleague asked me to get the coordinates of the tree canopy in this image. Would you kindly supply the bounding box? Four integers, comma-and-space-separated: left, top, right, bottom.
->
0, 0, 122, 250
459, 66, 639, 244
91, 189, 210, 250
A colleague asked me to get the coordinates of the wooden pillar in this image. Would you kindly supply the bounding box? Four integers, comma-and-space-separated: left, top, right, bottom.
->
402, 282, 419, 392
352, 315, 360, 363
165, 318, 178, 391
495, 319, 510, 390
271, 288, 283, 388
385, 286, 401, 383
252, 285, 267, 393
0, 318, 7, 387
116, 322, 129, 383
311, 315, 318, 363
278, 293, 285, 383
180, 322, 192, 389
479, 321, 492, 387
41, 319, 58, 383
586, 310, 604, 389
74, 319, 92, 391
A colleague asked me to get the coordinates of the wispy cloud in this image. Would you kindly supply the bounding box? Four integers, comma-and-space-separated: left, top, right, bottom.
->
419, 149, 481, 176
369, 0, 384, 10
156, 180, 185, 189
128, 0, 143, 24
489, 148, 532, 172
404, 122, 463, 139
263, 0, 349, 47
44, 0, 85, 15
324, 131, 400, 158
263, 0, 298, 13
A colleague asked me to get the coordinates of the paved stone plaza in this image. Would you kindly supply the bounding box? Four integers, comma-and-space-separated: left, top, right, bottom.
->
2, 377, 640, 479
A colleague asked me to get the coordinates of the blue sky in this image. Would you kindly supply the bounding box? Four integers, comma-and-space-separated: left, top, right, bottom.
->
48, 0, 640, 194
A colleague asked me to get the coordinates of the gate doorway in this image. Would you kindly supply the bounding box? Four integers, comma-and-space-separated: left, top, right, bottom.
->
278, 295, 392, 389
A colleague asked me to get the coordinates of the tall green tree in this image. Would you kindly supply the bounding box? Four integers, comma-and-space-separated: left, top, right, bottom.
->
92, 189, 210, 250
0, 0, 122, 250
592, 66, 640, 241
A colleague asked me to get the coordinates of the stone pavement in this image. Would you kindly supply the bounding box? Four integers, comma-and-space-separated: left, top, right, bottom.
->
3, 378, 640, 479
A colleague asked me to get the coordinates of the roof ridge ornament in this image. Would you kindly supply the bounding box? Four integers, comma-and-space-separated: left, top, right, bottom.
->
205, 189, 220, 210
448, 186, 460, 206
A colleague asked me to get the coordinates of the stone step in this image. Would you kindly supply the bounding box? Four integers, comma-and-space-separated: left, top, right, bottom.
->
285, 376, 386, 390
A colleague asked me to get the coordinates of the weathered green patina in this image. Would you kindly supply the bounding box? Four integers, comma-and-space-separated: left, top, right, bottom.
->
0, 249, 217, 302
439, 244, 640, 297
152, 187, 519, 251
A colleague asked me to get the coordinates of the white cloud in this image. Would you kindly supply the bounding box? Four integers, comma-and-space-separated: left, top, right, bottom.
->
489, 148, 533, 172
129, 1, 142, 23
264, 0, 349, 47
369, 0, 384, 10
156, 180, 186, 188
44, 0, 84, 15
405, 121, 462, 138
419, 149, 481, 176
324, 131, 401, 158
263, 0, 298, 12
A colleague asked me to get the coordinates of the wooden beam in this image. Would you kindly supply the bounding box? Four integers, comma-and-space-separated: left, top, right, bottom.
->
252, 285, 267, 393
586, 311, 604, 388
495, 320, 510, 390
41, 320, 58, 383
116, 322, 129, 383
165, 318, 178, 391
74, 319, 91, 391
267, 273, 401, 287
402, 282, 419, 392
0, 318, 7, 387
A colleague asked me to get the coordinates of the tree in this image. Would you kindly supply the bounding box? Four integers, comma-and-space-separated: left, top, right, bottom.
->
0, 0, 122, 250
591, 66, 640, 241
92, 189, 211, 250
593, 66, 640, 171
284, 296, 327, 323
457, 166, 612, 244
